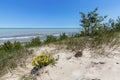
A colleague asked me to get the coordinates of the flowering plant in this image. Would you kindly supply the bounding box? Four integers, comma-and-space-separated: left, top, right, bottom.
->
31, 53, 50, 68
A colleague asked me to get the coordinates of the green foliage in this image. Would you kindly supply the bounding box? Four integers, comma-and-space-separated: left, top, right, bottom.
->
59, 33, 68, 40
31, 54, 49, 68
115, 16, 120, 31
74, 33, 81, 37
0, 48, 30, 76
109, 18, 115, 30
13, 41, 23, 51
31, 37, 41, 46
80, 8, 107, 36
44, 35, 57, 44
2, 41, 13, 52
25, 37, 41, 47
91, 31, 118, 48
2, 41, 23, 52
80, 8, 120, 37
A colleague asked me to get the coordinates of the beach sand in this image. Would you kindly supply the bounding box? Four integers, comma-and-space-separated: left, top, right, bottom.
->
1, 44, 120, 80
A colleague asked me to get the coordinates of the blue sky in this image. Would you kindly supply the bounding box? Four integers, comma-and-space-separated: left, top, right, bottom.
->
0, 0, 120, 28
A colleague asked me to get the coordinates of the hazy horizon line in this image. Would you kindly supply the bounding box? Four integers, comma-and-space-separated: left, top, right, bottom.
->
0, 28, 82, 29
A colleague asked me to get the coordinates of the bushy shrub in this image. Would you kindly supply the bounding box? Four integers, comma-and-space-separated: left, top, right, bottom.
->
2, 41, 23, 52
115, 16, 120, 31
74, 33, 81, 37
31, 37, 41, 46
2, 41, 13, 52
13, 41, 23, 51
25, 37, 41, 47
44, 35, 57, 44
80, 8, 107, 36
59, 33, 68, 40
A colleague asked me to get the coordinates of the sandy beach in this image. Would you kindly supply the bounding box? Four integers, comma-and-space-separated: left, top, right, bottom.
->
1, 44, 120, 80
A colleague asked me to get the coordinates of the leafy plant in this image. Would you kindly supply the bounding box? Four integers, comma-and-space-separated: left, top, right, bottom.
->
31, 37, 41, 46
115, 16, 120, 31
13, 41, 23, 51
44, 35, 57, 44
31, 54, 50, 68
80, 8, 107, 36
59, 33, 68, 40
25, 37, 41, 47
74, 33, 81, 37
2, 41, 13, 52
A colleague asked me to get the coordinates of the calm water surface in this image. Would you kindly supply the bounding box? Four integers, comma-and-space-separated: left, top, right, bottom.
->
0, 28, 80, 42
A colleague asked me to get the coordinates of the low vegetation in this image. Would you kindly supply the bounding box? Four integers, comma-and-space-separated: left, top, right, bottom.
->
25, 37, 41, 48
21, 53, 56, 80
31, 54, 51, 68
59, 33, 68, 40
44, 35, 57, 44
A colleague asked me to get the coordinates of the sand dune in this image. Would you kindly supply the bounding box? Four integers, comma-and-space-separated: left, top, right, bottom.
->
1, 45, 120, 80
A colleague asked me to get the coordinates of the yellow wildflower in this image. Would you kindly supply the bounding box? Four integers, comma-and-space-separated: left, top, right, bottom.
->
31, 53, 50, 67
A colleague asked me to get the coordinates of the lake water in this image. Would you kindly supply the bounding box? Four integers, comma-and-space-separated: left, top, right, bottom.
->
0, 28, 80, 43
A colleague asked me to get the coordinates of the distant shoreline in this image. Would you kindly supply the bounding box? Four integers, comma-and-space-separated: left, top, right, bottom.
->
0, 32, 78, 43
0, 28, 82, 29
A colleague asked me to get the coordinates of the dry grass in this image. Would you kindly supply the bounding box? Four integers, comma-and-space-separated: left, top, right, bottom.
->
0, 49, 33, 76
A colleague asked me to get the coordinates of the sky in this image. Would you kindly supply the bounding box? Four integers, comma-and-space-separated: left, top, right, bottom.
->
0, 0, 120, 28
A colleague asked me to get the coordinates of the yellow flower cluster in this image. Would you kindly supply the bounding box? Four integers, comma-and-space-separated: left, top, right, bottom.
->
31, 53, 50, 66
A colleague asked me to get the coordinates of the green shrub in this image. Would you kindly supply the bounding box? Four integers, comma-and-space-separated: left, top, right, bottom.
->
13, 41, 23, 51
2, 41, 23, 52
59, 33, 68, 40
31, 37, 41, 46
115, 16, 120, 31
74, 33, 81, 37
80, 8, 107, 36
2, 41, 13, 52
25, 37, 41, 47
44, 35, 57, 44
